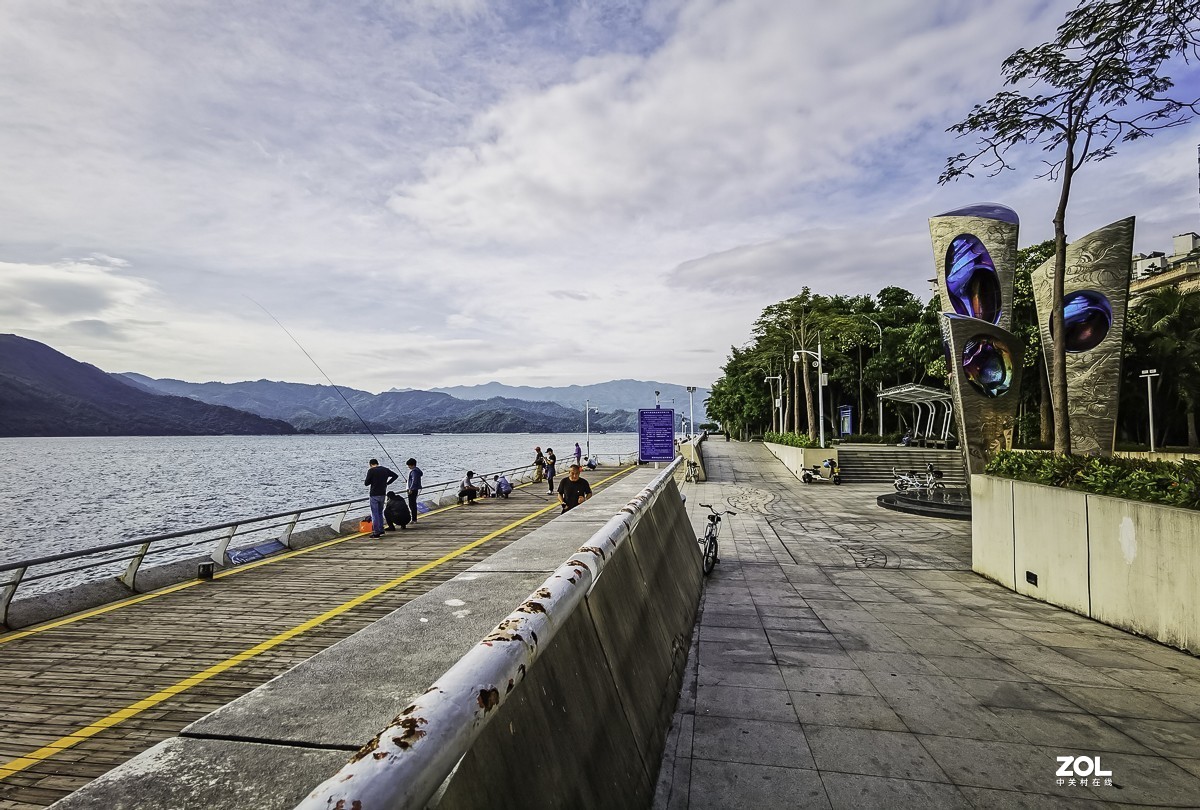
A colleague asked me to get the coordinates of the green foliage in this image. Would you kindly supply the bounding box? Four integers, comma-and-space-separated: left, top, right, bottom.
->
764, 431, 815, 448
986, 451, 1200, 511
836, 433, 887, 444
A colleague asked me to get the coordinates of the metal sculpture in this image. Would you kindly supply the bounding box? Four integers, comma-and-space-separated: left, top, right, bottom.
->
1031, 217, 1135, 456
929, 203, 1024, 477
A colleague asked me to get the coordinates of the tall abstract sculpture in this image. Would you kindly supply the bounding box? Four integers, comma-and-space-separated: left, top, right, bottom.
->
1031, 217, 1134, 456
929, 203, 1024, 476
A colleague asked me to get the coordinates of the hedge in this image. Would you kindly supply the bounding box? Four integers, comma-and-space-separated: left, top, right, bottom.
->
985, 450, 1200, 511
764, 431, 815, 448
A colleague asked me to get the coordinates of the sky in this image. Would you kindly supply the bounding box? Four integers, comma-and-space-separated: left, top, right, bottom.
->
2, 0, 1200, 394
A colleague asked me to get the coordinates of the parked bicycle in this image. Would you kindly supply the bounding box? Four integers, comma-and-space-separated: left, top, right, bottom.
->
892, 463, 946, 492
684, 459, 701, 483
698, 503, 736, 575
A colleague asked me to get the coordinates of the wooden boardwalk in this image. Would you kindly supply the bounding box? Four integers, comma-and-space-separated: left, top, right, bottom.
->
0, 465, 636, 809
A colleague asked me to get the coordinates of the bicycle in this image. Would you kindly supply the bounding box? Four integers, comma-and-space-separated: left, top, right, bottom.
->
891, 463, 946, 492
684, 459, 701, 483
698, 503, 736, 575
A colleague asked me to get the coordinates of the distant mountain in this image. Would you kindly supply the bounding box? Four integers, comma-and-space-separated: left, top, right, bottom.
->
118, 375, 641, 434
0, 335, 297, 437
428, 379, 711, 421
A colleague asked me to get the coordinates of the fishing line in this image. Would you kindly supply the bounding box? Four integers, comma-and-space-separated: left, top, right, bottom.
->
245, 295, 403, 472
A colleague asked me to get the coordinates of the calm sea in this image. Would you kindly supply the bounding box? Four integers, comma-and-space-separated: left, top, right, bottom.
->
0, 433, 637, 567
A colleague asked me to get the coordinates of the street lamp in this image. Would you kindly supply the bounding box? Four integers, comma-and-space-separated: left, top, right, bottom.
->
793, 337, 825, 448
764, 374, 783, 434
585, 399, 591, 460
686, 386, 696, 441
849, 315, 884, 436
1141, 368, 1160, 452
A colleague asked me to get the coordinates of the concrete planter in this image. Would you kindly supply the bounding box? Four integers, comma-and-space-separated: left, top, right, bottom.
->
972, 474, 1200, 653
763, 442, 837, 482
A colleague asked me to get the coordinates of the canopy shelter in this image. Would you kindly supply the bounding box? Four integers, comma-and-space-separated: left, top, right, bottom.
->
879, 383, 955, 447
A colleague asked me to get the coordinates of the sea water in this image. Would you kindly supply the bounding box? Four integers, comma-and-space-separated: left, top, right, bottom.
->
0, 433, 637, 566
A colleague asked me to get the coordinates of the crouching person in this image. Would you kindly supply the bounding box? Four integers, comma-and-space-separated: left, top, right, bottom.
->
385, 491, 411, 530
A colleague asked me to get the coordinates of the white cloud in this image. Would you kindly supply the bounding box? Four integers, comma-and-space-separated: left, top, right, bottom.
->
1, 0, 1197, 393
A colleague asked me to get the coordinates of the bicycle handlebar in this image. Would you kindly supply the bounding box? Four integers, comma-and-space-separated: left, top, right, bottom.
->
698, 503, 737, 515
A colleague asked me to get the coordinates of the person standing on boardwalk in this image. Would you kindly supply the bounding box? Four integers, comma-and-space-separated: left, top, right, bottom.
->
533, 446, 545, 483
574, 442, 582, 466
364, 459, 398, 538
405, 458, 423, 524
544, 447, 557, 494
557, 464, 592, 512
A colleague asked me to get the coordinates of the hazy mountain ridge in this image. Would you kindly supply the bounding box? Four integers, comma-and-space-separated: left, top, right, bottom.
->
0, 335, 297, 437
117, 374, 640, 434
429, 379, 710, 421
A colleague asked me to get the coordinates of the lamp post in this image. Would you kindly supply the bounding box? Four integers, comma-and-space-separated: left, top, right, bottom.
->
763, 375, 782, 433
686, 386, 696, 441
794, 339, 825, 448
585, 399, 590, 460
1141, 368, 1160, 452
654, 390, 660, 409
849, 315, 884, 436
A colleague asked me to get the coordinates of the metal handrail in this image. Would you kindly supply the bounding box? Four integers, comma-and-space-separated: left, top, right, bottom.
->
0, 450, 636, 627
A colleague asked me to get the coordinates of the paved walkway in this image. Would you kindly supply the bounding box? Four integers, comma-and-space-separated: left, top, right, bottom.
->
656, 441, 1200, 808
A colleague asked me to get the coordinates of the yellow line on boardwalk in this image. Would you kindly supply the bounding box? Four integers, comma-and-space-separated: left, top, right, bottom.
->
0, 472, 568, 645
0, 465, 636, 782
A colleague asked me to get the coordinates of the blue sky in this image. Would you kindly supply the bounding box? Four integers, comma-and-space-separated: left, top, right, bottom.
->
2, 0, 1199, 393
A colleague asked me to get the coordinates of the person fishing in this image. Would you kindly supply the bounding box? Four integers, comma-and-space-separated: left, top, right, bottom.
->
544, 447, 557, 494
384, 490, 411, 530
532, 446, 545, 483
364, 459, 398, 538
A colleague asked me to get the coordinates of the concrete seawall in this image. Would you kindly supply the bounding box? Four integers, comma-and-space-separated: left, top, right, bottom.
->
51, 463, 701, 809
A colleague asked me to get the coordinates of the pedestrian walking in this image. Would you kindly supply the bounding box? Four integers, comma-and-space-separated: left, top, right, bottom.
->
544, 447, 557, 494
364, 459, 398, 538
405, 458, 423, 524
557, 464, 592, 512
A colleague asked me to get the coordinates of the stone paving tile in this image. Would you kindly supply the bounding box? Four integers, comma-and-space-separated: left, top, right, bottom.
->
820, 772, 972, 809
691, 715, 816, 769
686, 760, 830, 810
788, 692, 907, 731
653, 441, 1200, 809
781, 666, 881, 697
805, 726, 951, 781
695, 684, 797, 723
697, 663, 787, 690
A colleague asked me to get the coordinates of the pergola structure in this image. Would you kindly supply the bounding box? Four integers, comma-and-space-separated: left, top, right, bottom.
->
879, 383, 955, 447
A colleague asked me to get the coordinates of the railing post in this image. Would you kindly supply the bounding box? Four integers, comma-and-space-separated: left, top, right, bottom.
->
279, 512, 301, 548
330, 505, 351, 533
212, 525, 237, 567
120, 541, 151, 591
0, 567, 27, 629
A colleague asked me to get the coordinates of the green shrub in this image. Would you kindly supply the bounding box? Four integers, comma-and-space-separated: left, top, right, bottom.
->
986, 451, 1200, 511
764, 431, 815, 448
837, 433, 885, 444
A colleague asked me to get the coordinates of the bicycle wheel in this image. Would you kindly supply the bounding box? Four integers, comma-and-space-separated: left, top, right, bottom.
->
702, 536, 718, 575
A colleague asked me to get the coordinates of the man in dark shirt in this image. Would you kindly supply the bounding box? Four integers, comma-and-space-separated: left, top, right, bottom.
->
556, 464, 592, 512
406, 458, 423, 524
364, 459, 398, 538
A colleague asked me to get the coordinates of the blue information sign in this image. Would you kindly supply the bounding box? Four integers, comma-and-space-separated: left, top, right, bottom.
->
838, 405, 853, 436
639, 408, 676, 462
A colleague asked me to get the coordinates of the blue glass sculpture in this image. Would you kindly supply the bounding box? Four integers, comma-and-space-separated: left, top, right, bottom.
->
1056, 290, 1113, 353
946, 235, 1003, 324
962, 336, 1014, 397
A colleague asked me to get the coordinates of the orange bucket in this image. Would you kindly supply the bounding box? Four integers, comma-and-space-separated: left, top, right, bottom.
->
358, 519, 373, 533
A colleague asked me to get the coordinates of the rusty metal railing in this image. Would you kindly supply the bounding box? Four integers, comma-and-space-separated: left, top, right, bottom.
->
294, 456, 682, 810
0, 452, 637, 628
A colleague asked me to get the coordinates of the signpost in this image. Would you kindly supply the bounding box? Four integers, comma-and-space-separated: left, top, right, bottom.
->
639, 408, 676, 464
1140, 368, 1160, 453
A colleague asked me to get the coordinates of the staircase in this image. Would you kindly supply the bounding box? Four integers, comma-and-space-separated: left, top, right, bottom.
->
835, 445, 968, 487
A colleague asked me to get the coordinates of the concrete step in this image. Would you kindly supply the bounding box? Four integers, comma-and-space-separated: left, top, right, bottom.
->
835, 446, 967, 486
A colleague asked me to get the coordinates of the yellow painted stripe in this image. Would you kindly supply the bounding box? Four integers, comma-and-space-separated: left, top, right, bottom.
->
0, 470, 579, 645
0, 465, 636, 781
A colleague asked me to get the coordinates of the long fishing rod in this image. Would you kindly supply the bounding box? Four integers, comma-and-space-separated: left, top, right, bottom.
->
246, 296, 404, 473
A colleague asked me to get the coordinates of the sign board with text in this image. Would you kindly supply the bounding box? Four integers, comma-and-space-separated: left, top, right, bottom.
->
639, 408, 676, 463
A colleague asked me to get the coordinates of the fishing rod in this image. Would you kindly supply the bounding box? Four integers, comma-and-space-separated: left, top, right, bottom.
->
246, 296, 404, 473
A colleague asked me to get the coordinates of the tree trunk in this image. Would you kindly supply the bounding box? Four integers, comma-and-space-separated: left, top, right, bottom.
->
782, 371, 790, 434
1039, 358, 1054, 447
793, 359, 800, 438
1187, 399, 1198, 449
1050, 150, 1076, 455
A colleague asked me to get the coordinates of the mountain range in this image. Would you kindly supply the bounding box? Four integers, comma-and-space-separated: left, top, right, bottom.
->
118, 374, 639, 434
0, 335, 296, 437
1, 334, 705, 437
